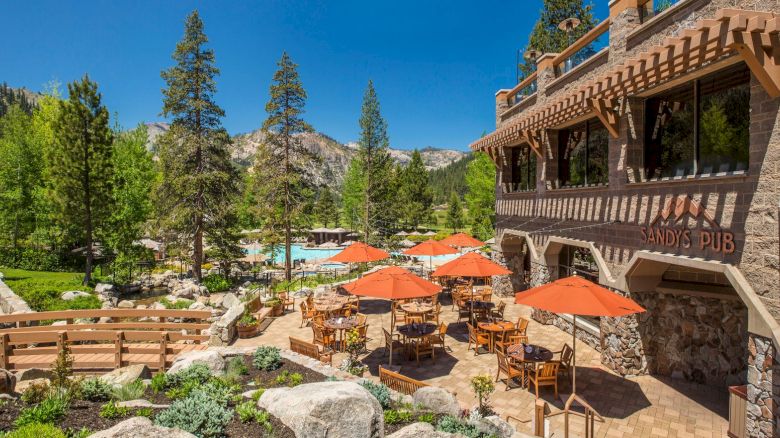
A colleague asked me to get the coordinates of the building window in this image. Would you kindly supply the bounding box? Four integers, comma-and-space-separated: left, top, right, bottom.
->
503, 145, 536, 192
557, 119, 609, 188
644, 64, 750, 179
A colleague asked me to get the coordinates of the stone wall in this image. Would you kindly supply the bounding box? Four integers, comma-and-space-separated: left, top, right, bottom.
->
746, 334, 780, 438
0, 278, 32, 315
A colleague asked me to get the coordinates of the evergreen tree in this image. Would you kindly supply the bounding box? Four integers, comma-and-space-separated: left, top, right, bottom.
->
445, 192, 465, 233
341, 158, 365, 232
50, 75, 114, 285
355, 80, 395, 242
465, 152, 496, 241
398, 150, 433, 229
157, 10, 240, 282
429, 153, 473, 204
254, 52, 315, 281
315, 187, 339, 228
519, 0, 598, 79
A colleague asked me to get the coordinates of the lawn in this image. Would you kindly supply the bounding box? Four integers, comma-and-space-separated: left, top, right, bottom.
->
0, 268, 101, 312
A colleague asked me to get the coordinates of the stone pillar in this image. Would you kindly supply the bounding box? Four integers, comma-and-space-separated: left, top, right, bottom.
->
746, 334, 779, 438
608, 0, 641, 65
534, 53, 558, 98
495, 90, 510, 127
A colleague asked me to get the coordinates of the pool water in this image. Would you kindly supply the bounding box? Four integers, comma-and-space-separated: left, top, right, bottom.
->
247, 244, 342, 264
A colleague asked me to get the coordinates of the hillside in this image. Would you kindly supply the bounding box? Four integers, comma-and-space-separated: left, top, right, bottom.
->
0, 83, 41, 117
429, 153, 474, 203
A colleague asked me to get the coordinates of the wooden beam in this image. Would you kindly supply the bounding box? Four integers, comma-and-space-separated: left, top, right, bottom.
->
589, 98, 620, 138
523, 131, 544, 159
728, 29, 780, 97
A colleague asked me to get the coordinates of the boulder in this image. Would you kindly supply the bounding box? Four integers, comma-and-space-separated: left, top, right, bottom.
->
15, 378, 49, 394
412, 386, 461, 417
116, 399, 169, 409
14, 368, 53, 382
221, 293, 240, 309
188, 302, 207, 310
117, 300, 135, 308
95, 283, 115, 294
209, 295, 224, 308
208, 302, 245, 346
167, 350, 225, 375
90, 416, 196, 438
150, 302, 166, 310
469, 415, 515, 438
61, 290, 92, 301
0, 369, 15, 394
258, 381, 383, 438
386, 422, 455, 438
100, 364, 151, 386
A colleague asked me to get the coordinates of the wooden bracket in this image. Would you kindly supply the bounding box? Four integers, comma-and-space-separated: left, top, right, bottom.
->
727, 20, 780, 98
484, 147, 502, 169
589, 98, 620, 138
523, 130, 544, 159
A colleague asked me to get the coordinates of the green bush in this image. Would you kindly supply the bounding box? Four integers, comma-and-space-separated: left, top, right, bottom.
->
225, 356, 249, 378
3, 423, 67, 438
383, 409, 413, 425
111, 379, 146, 401
165, 380, 200, 401
135, 407, 154, 418
251, 388, 265, 401
202, 274, 230, 293
164, 364, 212, 389
99, 401, 130, 419
417, 412, 436, 424
21, 380, 51, 404
253, 346, 281, 371
360, 381, 392, 409
79, 378, 111, 402
435, 415, 491, 438
236, 401, 260, 423
192, 379, 239, 407
0, 247, 74, 272
15, 394, 69, 427
150, 373, 167, 394
158, 297, 194, 310
155, 391, 233, 438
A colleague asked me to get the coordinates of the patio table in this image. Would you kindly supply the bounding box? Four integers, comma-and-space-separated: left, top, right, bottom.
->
313, 296, 348, 315
400, 302, 434, 314
325, 316, 358, 352
506, 343, 553, 363
397, 323, 437, 360
478, 320, 515, 352
464, 300, 495, 322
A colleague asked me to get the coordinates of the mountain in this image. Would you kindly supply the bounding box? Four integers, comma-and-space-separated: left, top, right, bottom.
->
0, 84, 41, 117
146, 123, 466, 187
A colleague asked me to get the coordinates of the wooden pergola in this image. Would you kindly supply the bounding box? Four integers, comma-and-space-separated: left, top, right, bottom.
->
472, 8, 779, 162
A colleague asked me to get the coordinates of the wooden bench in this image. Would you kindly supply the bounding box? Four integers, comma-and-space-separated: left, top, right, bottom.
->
289, 336, 332, 365
379, 365, 429, 395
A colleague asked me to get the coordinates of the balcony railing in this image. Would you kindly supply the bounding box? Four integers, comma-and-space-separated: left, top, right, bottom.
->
506, 71, 538, 108
639, 0, 684, 23
553, 19, 610, 77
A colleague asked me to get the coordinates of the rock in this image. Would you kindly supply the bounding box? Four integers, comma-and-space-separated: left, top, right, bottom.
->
61, 290, 92, 301
412, 386, 461, 417
117, 300, 135, 308
51, 320, 67, 326
386, 422, 455, 438
15, 368, 54, 382
209, 295, 224, 308
95, 283, 115, 294
100, 365, 151, 386
470, 415, 515, 438
242, 389, 260, 399
90, 416, 196, 438
188, 302, 207, 310
150, 302, 166, 310
221, 293, 240, 309
167, 350, 225, 375
116, 399, 169, 409
15, 378, 49, 394
258, 381, 383, 438
208, 302, 245, 346
0, 369, 15, 394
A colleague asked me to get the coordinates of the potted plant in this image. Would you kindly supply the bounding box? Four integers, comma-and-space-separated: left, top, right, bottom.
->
340, 328, 368, 377
264, 295, 283, 317
237, 312, 259, 338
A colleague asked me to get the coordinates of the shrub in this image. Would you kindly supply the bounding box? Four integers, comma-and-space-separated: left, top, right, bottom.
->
225, 356, 249, 379
288, 372, 303, 387
21, 380, 51, 404
192, 379, 239, 407
155, 391, 233, 438
64, 428, 91, 438
236, 401, 260, 423
135, 407, 154, 418
99, 401, 130, 419
111, 379, 146, 401
150, 373, 167, 394
383, 409, 413, 425
3, 423, 67, 438
360, 381, 392, 409
436, 415, 489, 438
253, 346, 281, 371
158, 297, 194, 310
15, 394, 69, 427
470, 374, 495, 417
255, 410, 273, 433
51, 345, 74, 390
202, 274, 230, 293
165, 380, 200, 401
79, 378, 111, 402
417, 412, 436, 424
251, 388, 265, 401
164, 363, 212, 389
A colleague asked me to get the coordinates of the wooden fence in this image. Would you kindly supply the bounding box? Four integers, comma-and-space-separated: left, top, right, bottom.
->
0, 309, 211, 371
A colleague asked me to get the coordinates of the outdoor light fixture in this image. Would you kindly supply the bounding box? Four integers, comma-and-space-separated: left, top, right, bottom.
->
558, 17, 581, 74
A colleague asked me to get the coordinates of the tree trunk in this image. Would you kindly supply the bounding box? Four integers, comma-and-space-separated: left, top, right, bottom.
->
193, 216, 203, 282
83, 119, 93, 286
284, 133, 292, 282
364, 146, 371, 243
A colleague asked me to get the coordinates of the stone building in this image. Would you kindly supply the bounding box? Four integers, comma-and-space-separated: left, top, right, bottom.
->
470, 0, 779, 436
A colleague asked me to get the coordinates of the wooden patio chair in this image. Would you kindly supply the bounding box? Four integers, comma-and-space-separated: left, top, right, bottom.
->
496, 350, 524, 390
527, 361, 560, 399
383, 328, 405, 365
516, 317, 529, 335
356, 312, 368, 326
553, 343, 574, 382
481, 289, 493, 302
311, 324, 336, 350
299, 302, 315, 327
312, 313, 325, 326
467, 323, 490, 355
429, 322, 448, 352
494, 329, 519, 354
490, 301, 506, 320
278, 292, 295, 313
405, 314, 423, 325
412, 336, 435, 365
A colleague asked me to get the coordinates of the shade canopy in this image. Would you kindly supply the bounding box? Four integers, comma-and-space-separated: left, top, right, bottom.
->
328, 242, 389, 263
342, 266, 442, 300
514, 275, 645, 317
403, 239, 458, 257
432, 252, 511, 277
440, 233, 484, 248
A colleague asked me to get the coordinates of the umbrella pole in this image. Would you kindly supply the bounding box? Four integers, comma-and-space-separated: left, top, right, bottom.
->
572, 314, 577, 394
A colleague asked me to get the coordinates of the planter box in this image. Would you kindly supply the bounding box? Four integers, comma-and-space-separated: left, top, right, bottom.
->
728, 385, 747, 438
237, 324, 259, 339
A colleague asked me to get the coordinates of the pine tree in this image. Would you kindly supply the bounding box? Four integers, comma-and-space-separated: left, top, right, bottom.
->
341, 158, 365, 231
465, 152, 496, 241
315, 187, 339, 228
446, 192, 465, 233
50, 75, 114, 285
398, 150, 433, 229
157, 10, 240, 282
356, 80, 395, 242
254, 52, 315, 281
519, 0, 598, 79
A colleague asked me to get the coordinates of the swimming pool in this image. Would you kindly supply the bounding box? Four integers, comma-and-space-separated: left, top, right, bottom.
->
246, 244, 342, 264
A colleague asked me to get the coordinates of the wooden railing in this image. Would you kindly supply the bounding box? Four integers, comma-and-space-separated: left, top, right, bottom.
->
553, 19, 610, 77
0, 309, 212, 371
378, 366, 429, 395
505, 72, 538, 109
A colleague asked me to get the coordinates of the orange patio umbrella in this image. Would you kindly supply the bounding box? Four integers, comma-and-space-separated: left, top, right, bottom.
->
403, 239, 458, 277
431, 252, 511, 278
328, 242, 390, 263
341, 266, 442, 300
439, 232, 484, 248
515, 275, 645, 415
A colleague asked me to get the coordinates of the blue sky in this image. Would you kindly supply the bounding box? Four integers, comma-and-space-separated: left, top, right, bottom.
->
1, 1, 607, 151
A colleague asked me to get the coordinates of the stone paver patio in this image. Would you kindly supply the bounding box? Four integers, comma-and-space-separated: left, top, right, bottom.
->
234, 294, 729, 437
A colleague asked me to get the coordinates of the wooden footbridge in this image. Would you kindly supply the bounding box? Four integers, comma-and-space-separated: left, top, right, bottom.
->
0, 309, 212, 371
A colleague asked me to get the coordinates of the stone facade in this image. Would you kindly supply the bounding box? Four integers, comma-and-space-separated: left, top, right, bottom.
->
483, 0, 780, 434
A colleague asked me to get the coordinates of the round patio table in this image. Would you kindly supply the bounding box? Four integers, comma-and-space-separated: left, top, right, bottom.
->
400, 302, 434, 314
397, 322, 437, 339
325, 316, 358, 352
313, 296, 348, 314
478, 320, 515, 352
506, 344, 553, 363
